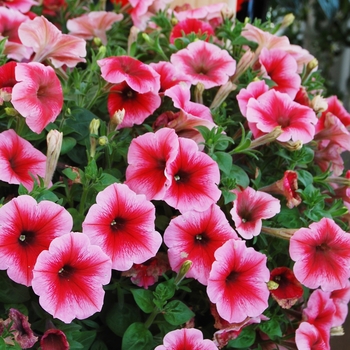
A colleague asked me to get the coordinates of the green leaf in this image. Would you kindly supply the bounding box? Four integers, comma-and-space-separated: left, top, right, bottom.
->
0, 337, 6, 350
131, 289, 155, 314
0, 271, 30, 303
93, 173, 119, 192
259, 319, 282, 340
231, 164, 250, 188
213, 151, 232, 175
297, 169, 313, 187
154, 280, 176, 305
121, 323, 153, 350
227, 327, 256, 348
163, 300, 195, 326
61, 137, 77, 155
90, 340, 108, 350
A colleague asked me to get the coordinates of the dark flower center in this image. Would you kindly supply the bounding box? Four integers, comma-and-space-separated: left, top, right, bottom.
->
123, 88, 136, 100
195, 233, 208, 245
174, 170, 189, 184
58, 265, 75, 279
18, 230, 35, 245
316, 242, 330, 252
226, 271, 239, 284
110, 217, 126, 232
277, 116, 290, 128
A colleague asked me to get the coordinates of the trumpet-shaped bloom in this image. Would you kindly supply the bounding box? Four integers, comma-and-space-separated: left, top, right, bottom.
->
67, 11, 123, 46
0, 129, 47, 191
107, 82, 161, 129
295, 322, 329, 350
98, 56, 160, 93
230, 186, 280, 239
40, 329, 69, 350
323, 95, 350, 127
82, 183, 162, 271
32, 232, 112, 323
246, 89, 318, 143
18, 16, 86, 68
0, 195, 73, 286
207, 239, 270, 323
164, 204, 239, 285
163, 137, 221, 213
170, 40, 236, 89
290, 217, 350, 292
125, 128, 179, 200
170, 18, 214, 43
11, 62, 63, 133
155, 328, 217, 350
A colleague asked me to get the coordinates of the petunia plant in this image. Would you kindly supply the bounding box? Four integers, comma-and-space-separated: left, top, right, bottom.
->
0, 0, 350, 349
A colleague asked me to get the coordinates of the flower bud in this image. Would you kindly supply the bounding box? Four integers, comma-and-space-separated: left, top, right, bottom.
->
98, 136, 108, 146
89, 118, 100, 158
310, 95, 328, 114
174, 260, 192, 286
44, 130, 63, 187
93, 37, 102, 47
110, 109, 125, 130
5, 107, 18, 117
280, 13, 295, 29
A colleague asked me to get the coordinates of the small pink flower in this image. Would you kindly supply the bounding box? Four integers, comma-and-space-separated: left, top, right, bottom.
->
18, 16, 86, 68
163, 137, 221, 213
314, 140, 344, 177
155, 328, 217, 350
207, 239, 270, 323
82, 183, 162, 271
290, 218, 350, 292
230, 186, 280, 239
164, 204, 239, 285
170, 40, 236, 89
295, 322, 329, 350
0, 195, 73, 286
11, 62, 63, 133
0, 129, 47, 191
170, 18, 214, 43
98, 56, 160, 93
125, 128, 179, 200
67, 11, 123, 46
246, 89, 318, 143
32, 232, 112, 323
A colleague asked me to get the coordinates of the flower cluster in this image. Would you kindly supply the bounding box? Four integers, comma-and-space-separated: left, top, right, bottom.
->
0, 0, 350, 349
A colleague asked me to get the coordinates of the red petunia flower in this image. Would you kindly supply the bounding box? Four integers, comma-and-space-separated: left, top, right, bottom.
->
82, 183, 162, 271
269, 266, 303, 309
230, 186, 280, 239
170, 18, 214, 43
170, 40, 236, 89
40, 329, 69, 350
163, 137, 221, 213
290, 217, 350, 292
0, 61, 17, 104
0, 195, 73, 286
0, 129, 47, 191
32, 232, 112, 323
98, 56, 160, 94
107, 81, 161, 129
155, 328, 217, 350
125, 128, 179, 200
164, 204, 239, 285
11, 62, 63, 134
207, 239, 270, 323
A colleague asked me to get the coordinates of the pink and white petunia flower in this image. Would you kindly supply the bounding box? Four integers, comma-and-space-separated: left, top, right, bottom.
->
163, 137, 221, 213
0, 0, 38, 13
246, 89, 318, 143
0, 129, 47, 191
207, 239, 270, 323
82, 183, 162, 271
258, 48, 301, 100
164, 204, 239, 285
170, 40, 236, 89
11, 62, 63, 133
18, 16, 86, 68
0, 195, 73, 286
67, 11, 123, 46
169, 18, 214, 43
230, 186, 281, 239
32, 232, 112, 324
155, 328, 217, 350
125, 128, 179, 200
98, 56, 160, 93
330, 280, 350, 327
323, 95, 350, 127
295, 322, 329, 350
290, 217, 350, 292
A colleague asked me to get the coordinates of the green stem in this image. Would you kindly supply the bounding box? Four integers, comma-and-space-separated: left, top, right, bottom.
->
144, 308, 159, 329
79, 185, 90, 215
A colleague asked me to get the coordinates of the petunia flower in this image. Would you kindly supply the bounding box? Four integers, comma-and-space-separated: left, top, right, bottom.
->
32, 232, 112, 324
82, 183, 162, 271
155, 328, 217, 350
207, 239, 270, 323
98, 56, 160, 93
0, 0, 38, 13
18, 15, 86, 68
0, 129, 47, 191
170, 40, 236, 89
0, 195, 73, 286
163, 136, 221, 213
164, 204, 239, 285
290, 217, 350, 292
230, 186, 281, 239
330, 280, 350, 327
323, 95, 350, 127
246, 89, 318, 143
169, 18, 214, 43
0, 61, 17, 104
269, 266, 303, 309
11, 62, 63, 134
67, 11, 123, 46
107, 82, 161, 129
125, 128, 179, 200
295, 322, 329, 350
40, 329, 69, 350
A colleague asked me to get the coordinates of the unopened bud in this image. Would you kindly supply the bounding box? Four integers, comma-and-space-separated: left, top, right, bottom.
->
93, 37, 102, 47
44, 130, 63, 187
310, 95, 328, 114
98, 136, 108, 146
306, 58, 318, 73
331, 326, 344, 336
5, 107, 18, 117
89, 119, 100, 158
110, 109, 125, 129
278, 140, 303, 151
221, 4, 234, 20
174, 260, 192, 286
280, 13, 295, 28
249, 126, 283, 149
